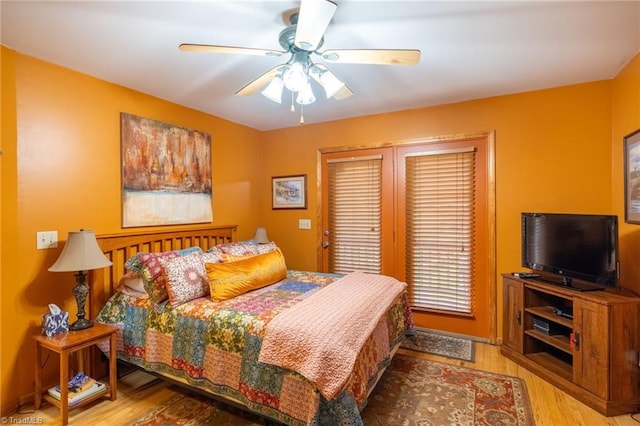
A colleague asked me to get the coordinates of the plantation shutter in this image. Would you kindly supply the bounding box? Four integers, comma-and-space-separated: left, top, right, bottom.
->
405, 148, 476, 314
327, 155, 382, 274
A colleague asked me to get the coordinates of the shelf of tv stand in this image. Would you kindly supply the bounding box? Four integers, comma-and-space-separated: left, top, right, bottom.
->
524, 305, 573, 328
524, 329, 572, 354
525, 352, 573, 381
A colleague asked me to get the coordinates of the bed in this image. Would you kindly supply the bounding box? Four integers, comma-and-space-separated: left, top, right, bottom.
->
90, 225, 414, 425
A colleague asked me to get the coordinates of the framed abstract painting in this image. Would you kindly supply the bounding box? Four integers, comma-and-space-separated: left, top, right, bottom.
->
121, 113, 213, 227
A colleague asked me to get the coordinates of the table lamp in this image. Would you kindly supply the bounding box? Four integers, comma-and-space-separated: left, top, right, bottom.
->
48, 229, 112, 331
253, 227, 270, 244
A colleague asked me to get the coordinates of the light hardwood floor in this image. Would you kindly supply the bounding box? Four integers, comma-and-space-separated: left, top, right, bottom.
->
8, 342, 640, 425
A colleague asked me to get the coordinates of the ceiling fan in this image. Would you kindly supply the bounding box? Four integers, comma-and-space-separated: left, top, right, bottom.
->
179, 0, 420, 121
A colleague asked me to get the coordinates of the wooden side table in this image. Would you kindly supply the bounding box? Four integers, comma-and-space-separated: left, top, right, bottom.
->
33, 322, 118, 425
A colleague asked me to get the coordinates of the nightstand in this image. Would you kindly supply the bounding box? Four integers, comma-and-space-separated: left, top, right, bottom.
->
33, 322, 118, 425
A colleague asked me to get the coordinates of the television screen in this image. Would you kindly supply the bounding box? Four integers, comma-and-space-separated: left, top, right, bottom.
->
521, 213, 619, 290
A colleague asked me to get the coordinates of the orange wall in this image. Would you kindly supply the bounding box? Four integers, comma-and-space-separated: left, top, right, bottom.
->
1, 47, 263, 413
259, 81, 620, 336
2, 43, 639, 414
613, 54, 640, 288
260, 82, 615, 283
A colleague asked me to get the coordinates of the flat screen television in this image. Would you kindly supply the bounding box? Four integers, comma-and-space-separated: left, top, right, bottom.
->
521, 212, 619, 291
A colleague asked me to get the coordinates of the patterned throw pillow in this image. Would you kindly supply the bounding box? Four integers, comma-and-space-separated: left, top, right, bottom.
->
206, 248, 287, 302
255, 241, 278, 254
214, 240, 278, 256
162, 251, 224, 307
124, 247, 204, 303
124, 246, 203, 273
205, 245, 224, 256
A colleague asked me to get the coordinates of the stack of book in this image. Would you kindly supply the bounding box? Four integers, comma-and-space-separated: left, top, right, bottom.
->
48, 372, 106, 407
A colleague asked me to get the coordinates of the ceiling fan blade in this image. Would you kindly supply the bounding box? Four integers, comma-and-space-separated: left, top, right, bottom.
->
179, 44, 285, 57
320, 49, 421, 65
235, 65, 286, 96
332, 85, 353, 100
295, 0, 337, 51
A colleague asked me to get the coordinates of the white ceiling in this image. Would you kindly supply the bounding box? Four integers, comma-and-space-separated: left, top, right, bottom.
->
2, 1, 639, 131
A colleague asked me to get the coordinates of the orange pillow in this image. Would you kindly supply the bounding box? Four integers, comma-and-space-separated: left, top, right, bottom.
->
220, 253, 254, 263
206, 248, 287, 302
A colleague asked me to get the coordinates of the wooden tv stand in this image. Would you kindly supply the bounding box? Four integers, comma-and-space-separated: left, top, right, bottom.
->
501, 274, 640, 416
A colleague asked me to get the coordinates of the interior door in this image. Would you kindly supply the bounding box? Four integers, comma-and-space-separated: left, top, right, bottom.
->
320, 148, 394, 275
396, 137, 492, 338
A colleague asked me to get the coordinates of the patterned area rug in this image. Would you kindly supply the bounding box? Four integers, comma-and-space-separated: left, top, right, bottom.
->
128, 354, 534, 425
362, 354, 533, 425
401, 328, 476, 362
129, 389, 264, 425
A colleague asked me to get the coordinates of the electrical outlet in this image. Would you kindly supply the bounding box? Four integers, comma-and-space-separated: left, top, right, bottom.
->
36, 231, 58, 250
299, 219, 312, 230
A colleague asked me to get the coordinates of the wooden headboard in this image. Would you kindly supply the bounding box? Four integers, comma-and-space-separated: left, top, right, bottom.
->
90, 224, 237, 319
87, 224, 236, 379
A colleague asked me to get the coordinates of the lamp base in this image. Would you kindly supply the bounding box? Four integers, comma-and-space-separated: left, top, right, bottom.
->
69, 318, 93, 331
70, 271, 92, 331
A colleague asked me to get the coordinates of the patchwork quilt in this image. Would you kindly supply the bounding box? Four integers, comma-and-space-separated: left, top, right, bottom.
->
95, 270, 414, 425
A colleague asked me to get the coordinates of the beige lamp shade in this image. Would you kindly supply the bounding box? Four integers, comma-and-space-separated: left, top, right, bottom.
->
49, 230, 112, 272
253, 227, 270, 244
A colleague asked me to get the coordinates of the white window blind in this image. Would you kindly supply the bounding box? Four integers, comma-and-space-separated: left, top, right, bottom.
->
405, 148, 476, 314
327, 156, 382, 274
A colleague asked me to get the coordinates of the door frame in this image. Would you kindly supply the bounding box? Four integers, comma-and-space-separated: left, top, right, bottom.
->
317, 131, 497, 343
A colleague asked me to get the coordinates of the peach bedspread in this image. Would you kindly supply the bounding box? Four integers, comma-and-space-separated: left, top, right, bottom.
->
258, 271, 407, 399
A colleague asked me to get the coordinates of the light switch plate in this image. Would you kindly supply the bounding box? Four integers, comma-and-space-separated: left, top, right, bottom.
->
37, 231, 58, 250
299, 219, 312, 230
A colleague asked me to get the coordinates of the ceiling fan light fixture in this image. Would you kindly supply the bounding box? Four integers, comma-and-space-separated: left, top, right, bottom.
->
181, 0, 422, 124
296, 81, 316, 105
261, 75, 284, 103
319, 71, 344, 98
283, 62, 307, 92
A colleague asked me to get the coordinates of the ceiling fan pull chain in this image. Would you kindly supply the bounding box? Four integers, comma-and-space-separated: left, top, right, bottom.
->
300, 104, 305, 125
290, 92, 296, 113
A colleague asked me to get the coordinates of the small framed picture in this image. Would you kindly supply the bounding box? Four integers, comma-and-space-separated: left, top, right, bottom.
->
272, 174, 307, 209
624, 128, 640, 224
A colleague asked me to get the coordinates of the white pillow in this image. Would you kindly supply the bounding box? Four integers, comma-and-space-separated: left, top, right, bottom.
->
116, 271, 148, 297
